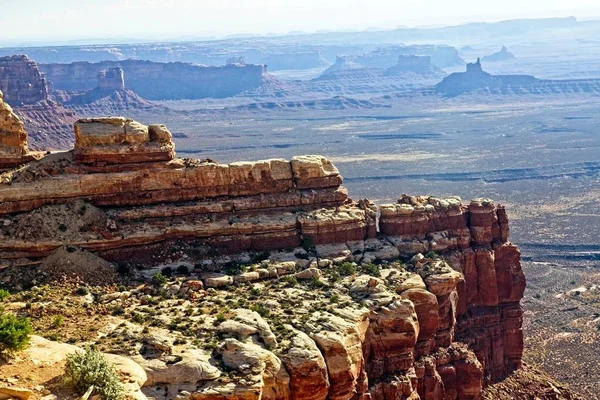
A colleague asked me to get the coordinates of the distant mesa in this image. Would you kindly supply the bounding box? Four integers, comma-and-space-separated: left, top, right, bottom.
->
226, 56, 246, 66
0, 55, 78, 150
258, 51, 329, 70
435, 58, 536, 96
385, 55, 445, 77
0, 55, 49, 106
482, 46, 516, 63
319, 56, 364, 76
97, 66, 125, 90
39, 59, 281, 100
318, 53, 446, 82
60, 66, 155, 110
349, 45, 463, 69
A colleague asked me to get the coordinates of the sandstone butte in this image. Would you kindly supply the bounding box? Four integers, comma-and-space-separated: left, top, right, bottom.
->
0, 91, 526, 400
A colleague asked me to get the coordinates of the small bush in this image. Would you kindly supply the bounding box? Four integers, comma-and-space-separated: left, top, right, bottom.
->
176, 265, 190, 276
294, 252, 309, 260
338, 262, 357, 277
75, 287, 89, 296
308, 277, 325, 289
249, 303, 270, 318
52, 315, 64, 328
0, 312, 32, 354
0, 289, 10, 302
301, 236, 315, 253
251, 251, 270, 263
425, 251, 438, 259
281, 275, 298, 287
361, 263, 381, 277
65, 347, 124, 400
161, 266, 173, 277
152, 272, 168, 287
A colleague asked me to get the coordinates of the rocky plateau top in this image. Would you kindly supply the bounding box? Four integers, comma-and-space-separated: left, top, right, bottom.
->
0, 91, 530, 399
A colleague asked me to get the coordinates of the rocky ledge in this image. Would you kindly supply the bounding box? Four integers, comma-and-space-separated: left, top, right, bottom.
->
0, 117, 526, 399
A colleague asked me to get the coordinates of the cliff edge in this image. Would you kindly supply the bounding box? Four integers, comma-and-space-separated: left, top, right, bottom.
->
0, 116, 534, 399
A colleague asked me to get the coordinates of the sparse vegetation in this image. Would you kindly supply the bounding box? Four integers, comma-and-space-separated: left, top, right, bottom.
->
75, 287, 89, 296
65, 347, 124, 400
152, 272, 168, 287
0, 312, 32, 355
0, 289, 10, 302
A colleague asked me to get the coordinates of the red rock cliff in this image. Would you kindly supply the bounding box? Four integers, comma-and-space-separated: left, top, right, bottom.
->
0, 118, 525, 400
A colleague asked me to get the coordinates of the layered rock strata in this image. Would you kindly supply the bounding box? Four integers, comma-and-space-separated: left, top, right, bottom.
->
0, 89, 39, 170
0, 55, 49, 105
0, 55, 79, 150
0, 117, 526, 399
73, 117, 175, 164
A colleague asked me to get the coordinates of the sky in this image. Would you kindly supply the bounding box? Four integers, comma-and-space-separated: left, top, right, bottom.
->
1, 0, 600, 45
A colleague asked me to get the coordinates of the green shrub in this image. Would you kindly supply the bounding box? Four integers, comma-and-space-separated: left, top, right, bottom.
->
281, 275, 298, 287
361, 263, 381, 277
0, 312, 32, 354
152, 272, 168, 287
249, 303, 270, 318
338, 262, 357, 276
0, 289, 10, 302
52, 315, 64, 328
65, 347, 124, 400
75, 287, 89, 296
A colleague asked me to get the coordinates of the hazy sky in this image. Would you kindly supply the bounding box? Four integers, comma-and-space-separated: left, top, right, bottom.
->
2, 0, 600, 44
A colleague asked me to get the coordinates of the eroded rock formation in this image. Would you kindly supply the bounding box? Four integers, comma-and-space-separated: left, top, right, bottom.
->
0, 55, 78, 149
482, 46, 515, 63
0, 55, 49, 105
0, 89, 38, 170
0, 117, 526, 399
433, 59, 600, 96
98, 66, 125, 90
386, 55, 445, 76
40, 60, 278, 100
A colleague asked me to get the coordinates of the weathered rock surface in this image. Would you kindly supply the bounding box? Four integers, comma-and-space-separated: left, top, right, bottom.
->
0, 55, 49, 105
74, 117, 175, 164
0, 118, 527, 399
0, 89, 38, 170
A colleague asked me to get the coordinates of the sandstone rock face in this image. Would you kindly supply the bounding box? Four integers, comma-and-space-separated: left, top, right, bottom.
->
0, 55, 78, 150
0, 55, 49, 105
98, 67, 125, 90
0, 120, 526, 400
74, 117, 175, 164
0, 89, 32, 170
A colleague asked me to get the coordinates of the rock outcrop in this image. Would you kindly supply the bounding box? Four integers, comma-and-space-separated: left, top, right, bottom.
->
433, 59, 600, 97
0, 55, 49, 105
98, 66, 126, 90
482, 46, 515, 63
73, 117, 175, 164
0, 117, 526, 399
40, 60, 279, 100
0, 89, 38, 170
386, 55, 445, 76
0, 55, 78, 150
